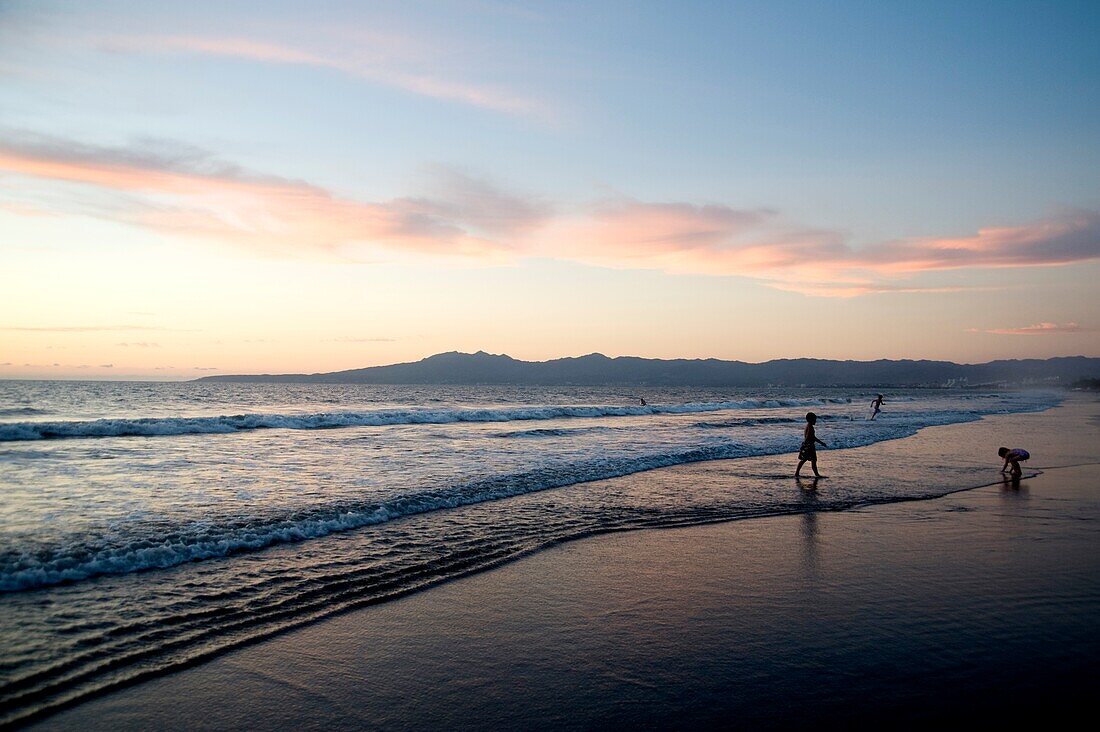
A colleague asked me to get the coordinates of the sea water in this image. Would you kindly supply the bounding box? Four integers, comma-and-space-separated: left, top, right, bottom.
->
0, 381, 1058, 724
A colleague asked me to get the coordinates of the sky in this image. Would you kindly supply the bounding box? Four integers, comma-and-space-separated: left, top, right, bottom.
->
1, 0, 1098, 379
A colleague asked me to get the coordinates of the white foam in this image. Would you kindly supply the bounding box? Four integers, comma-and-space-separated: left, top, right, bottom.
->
0, 392, 1060, 592
0, 439, 775, 591
0, 398, 840, 441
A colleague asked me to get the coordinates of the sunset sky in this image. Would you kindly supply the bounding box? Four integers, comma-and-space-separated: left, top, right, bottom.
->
2, 0, 1098, 379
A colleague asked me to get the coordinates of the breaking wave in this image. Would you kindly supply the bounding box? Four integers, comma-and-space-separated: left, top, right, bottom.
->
0, 398, 847, 442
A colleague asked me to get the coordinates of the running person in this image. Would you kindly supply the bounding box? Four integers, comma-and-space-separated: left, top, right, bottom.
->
870, 394, 885, 420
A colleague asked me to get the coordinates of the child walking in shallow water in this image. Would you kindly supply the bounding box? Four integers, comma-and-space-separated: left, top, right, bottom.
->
796, 412, 828, 478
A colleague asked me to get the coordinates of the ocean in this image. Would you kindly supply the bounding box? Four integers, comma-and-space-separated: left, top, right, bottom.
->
0, 381, 1059, 725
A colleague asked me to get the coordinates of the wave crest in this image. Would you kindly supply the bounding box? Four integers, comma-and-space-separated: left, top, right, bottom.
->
0, 398, 838, 442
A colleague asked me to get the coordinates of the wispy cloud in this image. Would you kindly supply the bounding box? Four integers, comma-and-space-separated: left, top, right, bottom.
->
0, 201, 54, 217
329, 337, 398, 343
769, 282, 996, 297
968, 322, 1089, 336
5, 132, 1100, 297
3, 325, 173, 332
411, 166, 551, 238
103, 34, 550, 119
115, 341, 161, 347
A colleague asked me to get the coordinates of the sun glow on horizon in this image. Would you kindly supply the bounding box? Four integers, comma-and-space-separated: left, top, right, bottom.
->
2, 1, 1099, 377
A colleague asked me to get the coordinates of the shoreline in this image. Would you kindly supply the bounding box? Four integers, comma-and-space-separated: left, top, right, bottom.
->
26, 397, 1100, 729
1, 396, 1068, 728
1, 394, 1060, 593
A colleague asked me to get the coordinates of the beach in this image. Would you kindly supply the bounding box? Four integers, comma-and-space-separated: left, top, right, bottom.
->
8, 2, 1100, 728
3, 384, 1061, 727
28, 398, 1099, 730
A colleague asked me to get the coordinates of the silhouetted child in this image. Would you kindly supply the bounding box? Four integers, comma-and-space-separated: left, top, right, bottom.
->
796, 412, 828, 478
870, 394, 885, 420
998, 447, 1030, 476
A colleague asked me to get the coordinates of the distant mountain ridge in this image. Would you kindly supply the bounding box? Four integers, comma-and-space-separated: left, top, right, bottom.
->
195, 351, 1100, 387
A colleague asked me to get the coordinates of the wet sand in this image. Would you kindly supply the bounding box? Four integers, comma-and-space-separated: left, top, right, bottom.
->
34, 399, 1100, 729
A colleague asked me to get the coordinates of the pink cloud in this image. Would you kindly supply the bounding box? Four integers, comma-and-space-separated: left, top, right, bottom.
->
555, 201, 769, 255
0, 134, 514, 259
535, 200, 787, 276
5, 132, 1100, 297
969, 322, 1089, 336
850, 214, 1100, 272
541, 200, 1100, 295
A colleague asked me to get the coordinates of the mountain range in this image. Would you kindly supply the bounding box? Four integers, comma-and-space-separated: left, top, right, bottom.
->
195, 351, 1100, 387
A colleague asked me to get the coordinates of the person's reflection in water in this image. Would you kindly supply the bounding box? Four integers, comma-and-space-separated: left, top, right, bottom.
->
796, 476, 820, 492
797, 478, 821, 576
1001, 472, 1026, 493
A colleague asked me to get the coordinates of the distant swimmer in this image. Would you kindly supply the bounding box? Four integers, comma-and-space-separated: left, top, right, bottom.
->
639, 397, 647, 406
795, 412, 828, 478
870, 394, 885, 420
998, 446, 1030, 476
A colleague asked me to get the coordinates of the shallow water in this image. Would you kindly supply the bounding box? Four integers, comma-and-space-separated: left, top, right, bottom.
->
0, 382, 1058, 725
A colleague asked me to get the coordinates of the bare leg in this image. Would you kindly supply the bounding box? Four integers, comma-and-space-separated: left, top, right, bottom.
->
1011, 462, 1022, 476
796, 459, 806, 477
811, 458, 823, 478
